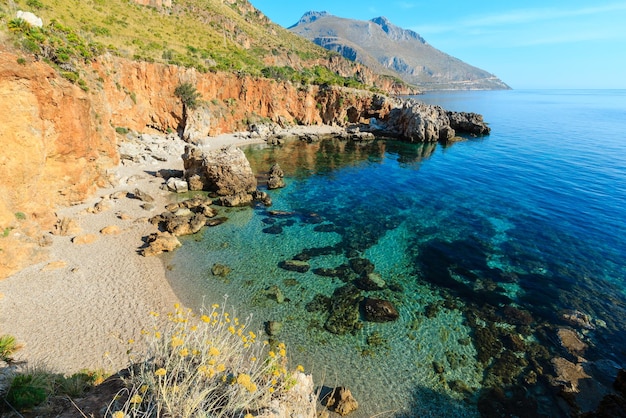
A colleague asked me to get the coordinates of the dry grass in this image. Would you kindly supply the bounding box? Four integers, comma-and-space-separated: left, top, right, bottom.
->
107, 302, 313, 417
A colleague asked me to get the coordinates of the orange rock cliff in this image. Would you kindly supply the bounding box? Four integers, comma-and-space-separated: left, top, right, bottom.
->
0, 45, 395, 278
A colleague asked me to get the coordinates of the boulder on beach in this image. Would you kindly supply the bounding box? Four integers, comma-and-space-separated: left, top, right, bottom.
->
182, 145, 257, 195
267, 163, 286, 189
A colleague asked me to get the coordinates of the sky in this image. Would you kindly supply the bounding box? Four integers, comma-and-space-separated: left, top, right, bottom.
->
248, 0, 626, 89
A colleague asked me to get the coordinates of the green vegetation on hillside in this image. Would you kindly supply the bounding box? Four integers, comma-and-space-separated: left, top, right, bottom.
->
1, 0, 327, 74
1, 0, 410, 92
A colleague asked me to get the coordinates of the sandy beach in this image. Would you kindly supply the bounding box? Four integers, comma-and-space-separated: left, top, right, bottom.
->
0, 129, 279, 374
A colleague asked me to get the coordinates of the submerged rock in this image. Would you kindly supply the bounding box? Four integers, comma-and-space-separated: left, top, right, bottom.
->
355, 272, 386, 291
362, 298, 399, 322
325, 284, 363, 334
279, 259, 310, 273
211, 263, 231, 277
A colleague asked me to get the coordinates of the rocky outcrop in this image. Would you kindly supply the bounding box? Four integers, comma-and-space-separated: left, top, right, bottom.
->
267, 164, 286, 189
384, 101, 455, 142
182, 145, 257, 195
447, 111, 491, 136
325, 386, 359, 416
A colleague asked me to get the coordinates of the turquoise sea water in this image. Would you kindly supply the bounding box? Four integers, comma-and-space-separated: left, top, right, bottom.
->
164, 90, 626, 417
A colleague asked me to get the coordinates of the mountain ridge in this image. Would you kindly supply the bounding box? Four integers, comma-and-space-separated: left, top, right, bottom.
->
290, 11, 510, 91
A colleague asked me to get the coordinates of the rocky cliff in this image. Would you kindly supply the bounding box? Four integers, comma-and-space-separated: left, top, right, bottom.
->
0, 45, 400, 278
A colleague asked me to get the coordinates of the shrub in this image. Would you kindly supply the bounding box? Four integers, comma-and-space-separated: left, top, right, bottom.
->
5, 366, 56, 411
108, 303, 307, 418
0, 335, 22, 362
16, 57, 26, 65
115, 127, 129, 135
14, 212, 26, 220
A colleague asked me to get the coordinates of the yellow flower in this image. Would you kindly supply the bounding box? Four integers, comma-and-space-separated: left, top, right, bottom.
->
237, 373, 251, 386
154, 331, 161, 339
127, 339, 135, 344
249, 331, 257, 339
279, 348, 286, 357
250, 356, 257, 362
296, 365, 305, 372
247, 382, 257, 392
155, 368, 166, 376
201, 315, 210, 323
212, 303, 219, 309
130, 394, 142, 404
244, 414, 253, 418
269, 387, 275, 393
174, 303, 180, 310
171, 336, 184, 348
209, 346, 220, 356
208, 359, 216, 365
150, 311, 159, 317
228, 325, 235, 334
112, 412, 126, 418
140, 385, 148, 393
268, 351, 276, 358
216, 363, 226, 372
190, 325, 198, 332
179, 348, 189, 357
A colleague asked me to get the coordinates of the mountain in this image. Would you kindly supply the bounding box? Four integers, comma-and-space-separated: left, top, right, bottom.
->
289, 11, 510, 91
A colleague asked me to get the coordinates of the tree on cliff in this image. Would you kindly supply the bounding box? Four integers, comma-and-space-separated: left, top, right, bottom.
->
174, 82, 201, 120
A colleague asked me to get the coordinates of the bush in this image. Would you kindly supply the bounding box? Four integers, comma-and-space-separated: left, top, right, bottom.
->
5, 368, 54, 410
108, 303, 307, 418
0, 335, 22, 362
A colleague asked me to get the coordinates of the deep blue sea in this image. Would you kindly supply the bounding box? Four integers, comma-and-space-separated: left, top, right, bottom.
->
165, 90, 626, 417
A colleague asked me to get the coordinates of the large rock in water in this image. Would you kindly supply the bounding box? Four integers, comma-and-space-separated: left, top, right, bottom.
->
385, 100, 454, 142
182, 145, 257, 195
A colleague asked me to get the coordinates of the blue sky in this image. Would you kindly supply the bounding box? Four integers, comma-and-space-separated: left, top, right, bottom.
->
248, 0, 626, 89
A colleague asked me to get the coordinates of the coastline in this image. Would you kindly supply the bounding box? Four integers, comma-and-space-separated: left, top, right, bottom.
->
0, 129, 274, 374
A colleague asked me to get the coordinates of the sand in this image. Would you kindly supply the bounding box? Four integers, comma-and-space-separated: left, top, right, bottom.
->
0, 130, 279, 374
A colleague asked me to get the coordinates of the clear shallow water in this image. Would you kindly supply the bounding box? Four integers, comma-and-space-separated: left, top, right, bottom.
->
165, 90, 626, 417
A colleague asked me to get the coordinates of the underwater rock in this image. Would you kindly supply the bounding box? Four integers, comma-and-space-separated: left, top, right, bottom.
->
265, 321, 283, 336
362, 298, 399, 322
501, 305, 534, 326
325, 387, 358, 416
313, 223, 338, 233
325, 285, 363, 335
562, 309, 596, 330
211, 263, 231, 277
305, 294, 332, 313
551, 357, 590, 393
557, 328, 588, 356
349, 257, 375, 275
279, 259, 310, 273
206, 217, 228, 227
354, 272, 386, 291
267, 163, 286, 189
313, 264, 354, 282
264, 285, 285, 303
262, 225, 283, 234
